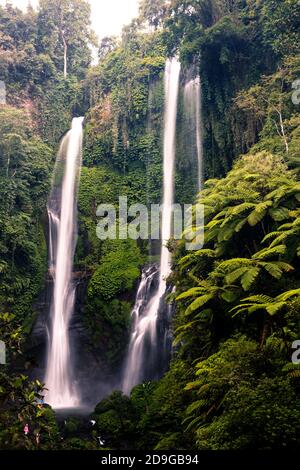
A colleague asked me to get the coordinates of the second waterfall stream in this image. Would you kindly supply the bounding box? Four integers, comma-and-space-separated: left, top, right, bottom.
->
45, 117, 84, 409
122, 58, 181, 394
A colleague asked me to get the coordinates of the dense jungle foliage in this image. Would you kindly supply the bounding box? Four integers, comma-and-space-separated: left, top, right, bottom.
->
1, 0, 300, 451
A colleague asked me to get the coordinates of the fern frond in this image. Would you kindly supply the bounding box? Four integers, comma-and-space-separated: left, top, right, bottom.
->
185, 294, 215, 315
241, 267, 260, 290
247, 200, 273, 226
225, 267, 249, 284
277, 289, 300, 302
262, 262, 284, 279
253, 245, 286, 260
269, 207, 290, 221
176, 287, 205, 301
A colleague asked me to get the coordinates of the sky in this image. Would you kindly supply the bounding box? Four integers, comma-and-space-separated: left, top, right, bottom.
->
0, 0, 140, 40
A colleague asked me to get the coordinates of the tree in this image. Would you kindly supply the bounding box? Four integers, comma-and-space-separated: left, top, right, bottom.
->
139, 0, 168, 30
263, 0, 300, 58
235, 56, 300, 163
0, 107, 52, 317
174, 152, 300, 356
37, 0, 95, 78
98, 36, 118, 62
185, 336, 300, 450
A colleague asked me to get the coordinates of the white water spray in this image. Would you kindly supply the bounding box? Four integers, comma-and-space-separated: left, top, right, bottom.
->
45, 117, 84, 409
184, 76, 203, 190
122, 58, 181, 394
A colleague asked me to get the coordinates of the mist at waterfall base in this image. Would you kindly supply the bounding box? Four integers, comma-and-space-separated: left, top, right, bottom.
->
121, 58, 181, 395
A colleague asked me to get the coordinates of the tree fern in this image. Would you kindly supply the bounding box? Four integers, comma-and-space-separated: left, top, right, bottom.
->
231, 289, 300, 317
247, 200, 273, 226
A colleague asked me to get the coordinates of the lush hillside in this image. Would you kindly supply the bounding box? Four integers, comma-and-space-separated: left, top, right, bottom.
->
1, 0, 300, 451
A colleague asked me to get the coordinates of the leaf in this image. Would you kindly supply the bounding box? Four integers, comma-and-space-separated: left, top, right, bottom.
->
186, 400, 207, 414
225, 267, 249, 284
186, 294, 215, 315
183, 415, 204, 432
184, 380, 203, 391
254, 245, 286, 260
241, 294, 274, 303
263, 262, 284, 279
218, 225, 236, 242
247, 201, 273, 226
282, 363, 300, 377
277, 289, 300, 302
179, 249, 216, 265
234, 218, 247, 233
266, 302, 285, 316
269, 207, 290, 221
268, 232, 289, 248
270, 261, 294, 273
262, 231, 282, 244
241, 267, 260, 290
248, 304, 269, 314
13, 377, 24, 389
176, 287, 204, 301
289, 370, 300, 378
221, 290, 239, 303
230, 202, 256, 216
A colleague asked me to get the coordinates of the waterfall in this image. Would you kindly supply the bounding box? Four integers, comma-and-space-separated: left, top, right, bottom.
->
183, 76, 203, 191
122, 265, 158, 394
44, 117, 84, 409
122, 58, 181, 394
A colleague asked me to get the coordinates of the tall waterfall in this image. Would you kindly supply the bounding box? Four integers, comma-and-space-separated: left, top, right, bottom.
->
121, 265, 158, 393
183, 76, 203, 191
122, 58, 181, 394
45, 117, 84, 409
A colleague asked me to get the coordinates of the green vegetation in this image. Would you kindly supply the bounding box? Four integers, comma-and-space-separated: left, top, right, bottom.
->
0, 312, 59, 449
85, 240, 143, 365
0, 107, 52, 320
1, 0, 300, 451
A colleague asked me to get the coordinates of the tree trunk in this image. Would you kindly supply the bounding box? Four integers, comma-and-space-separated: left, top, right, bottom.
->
278, 109, 289, 154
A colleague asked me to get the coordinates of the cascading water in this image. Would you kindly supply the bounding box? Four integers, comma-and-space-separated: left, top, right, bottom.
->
183, 76, 203, 191
122, 58, 181, 395
44, 117, 84, 409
